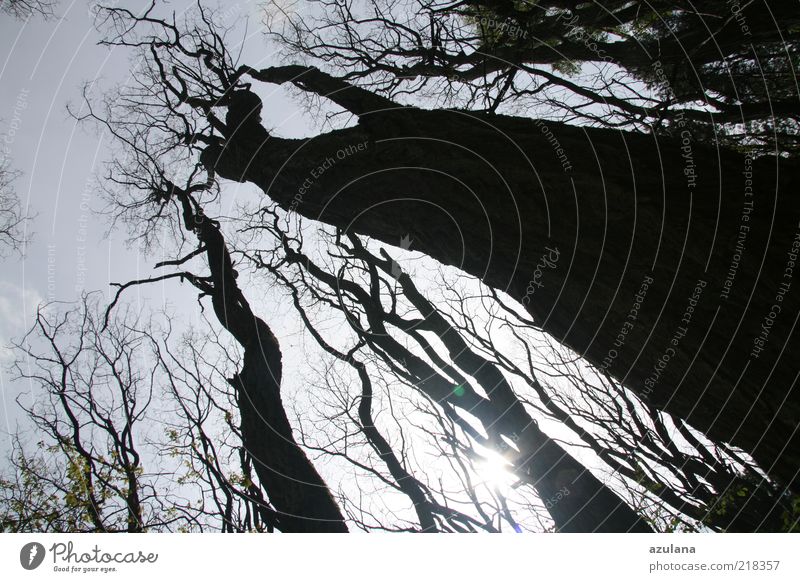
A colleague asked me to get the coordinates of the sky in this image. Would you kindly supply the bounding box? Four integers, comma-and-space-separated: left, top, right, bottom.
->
0, 0, 313, 449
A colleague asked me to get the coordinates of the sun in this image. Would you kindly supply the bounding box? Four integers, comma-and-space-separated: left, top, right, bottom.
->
474, 449, 515, 491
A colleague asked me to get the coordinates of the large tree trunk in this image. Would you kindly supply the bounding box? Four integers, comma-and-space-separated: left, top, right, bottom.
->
206, 102, 800, 491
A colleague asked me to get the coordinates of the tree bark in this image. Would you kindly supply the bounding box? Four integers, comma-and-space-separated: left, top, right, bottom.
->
206, 101, 800, 491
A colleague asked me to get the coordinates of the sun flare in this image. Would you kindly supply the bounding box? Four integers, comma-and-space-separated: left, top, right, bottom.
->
475, 450, 515, 491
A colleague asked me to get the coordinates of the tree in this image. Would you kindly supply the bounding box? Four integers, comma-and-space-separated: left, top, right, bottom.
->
1, 0, 53, 251
265, 0, 800, 155
237, 210, 796, 531
1, 0, 56, 20
156, 322, 284, 533
95, 147, 649, 531
453, 312, 799, 532
6, 229, 794, 531
1, 294, 313, 533
241, 215, 651, 531
7, 0, 783, 534
0, 158, 27, 255
99, 179, 348, 531
91, 2, 800, 492
3, 297, 179, 532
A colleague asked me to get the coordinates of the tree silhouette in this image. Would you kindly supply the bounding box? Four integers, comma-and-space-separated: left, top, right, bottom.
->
6, 0, 796, 533
265, 0, 799, 154
86, 2, 800, 492
1, 0, 55, 20
0, 158, 27, 255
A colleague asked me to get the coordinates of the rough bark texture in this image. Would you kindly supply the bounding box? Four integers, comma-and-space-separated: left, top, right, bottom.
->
205, 99, 800, 491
